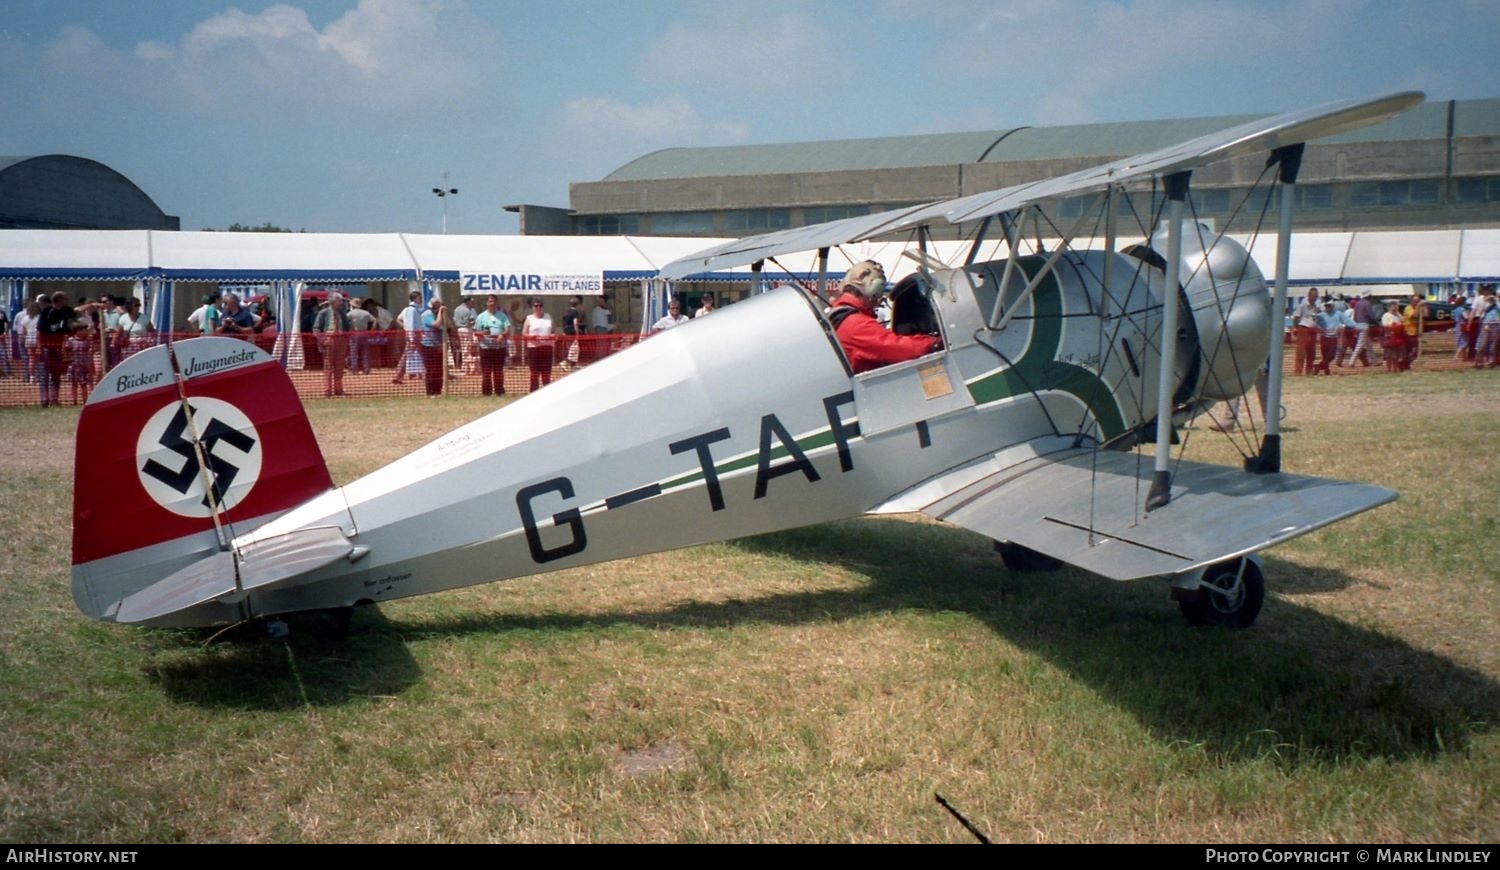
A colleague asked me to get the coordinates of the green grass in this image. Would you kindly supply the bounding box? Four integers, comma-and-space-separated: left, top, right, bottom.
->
0, 373, 1496, 842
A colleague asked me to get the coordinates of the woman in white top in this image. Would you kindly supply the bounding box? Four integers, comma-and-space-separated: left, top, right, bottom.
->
1380, 301, 1404, 372
117, 298, 155, 356
522, 297, 555, 392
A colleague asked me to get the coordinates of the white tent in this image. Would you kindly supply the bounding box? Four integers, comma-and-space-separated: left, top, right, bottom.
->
1458, 229, 1500, 281
0, 230, 151, 280
151, 232, 416, 281
2, 227, 1496, 302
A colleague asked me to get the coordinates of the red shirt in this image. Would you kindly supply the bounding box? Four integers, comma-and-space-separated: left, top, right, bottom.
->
829, 291, 938, 374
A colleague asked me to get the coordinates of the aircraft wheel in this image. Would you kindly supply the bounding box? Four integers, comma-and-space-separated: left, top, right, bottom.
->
994, 540, 1062, 572
1179, 558, 1264, 628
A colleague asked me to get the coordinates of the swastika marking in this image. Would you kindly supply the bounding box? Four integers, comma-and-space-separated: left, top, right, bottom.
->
136, 398, 263, 518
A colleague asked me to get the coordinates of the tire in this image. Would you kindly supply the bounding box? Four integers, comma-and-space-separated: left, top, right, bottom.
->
1179, 558, 1264, 628
994, 540, 1063, 572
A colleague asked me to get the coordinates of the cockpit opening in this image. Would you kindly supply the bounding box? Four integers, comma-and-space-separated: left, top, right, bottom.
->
890, 274, 940, 337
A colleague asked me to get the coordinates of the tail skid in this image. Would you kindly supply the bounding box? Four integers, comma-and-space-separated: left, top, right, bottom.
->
73, 338, 337, 624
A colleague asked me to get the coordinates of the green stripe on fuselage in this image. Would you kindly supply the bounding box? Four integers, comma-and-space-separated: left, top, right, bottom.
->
965, 257, 1126, 440
659, 427, 841, 492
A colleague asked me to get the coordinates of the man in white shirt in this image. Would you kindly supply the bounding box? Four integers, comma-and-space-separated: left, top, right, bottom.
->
392, 290, 425, 384
187, 295, 221, 336
13, 300, 39, 382
586, 294, 615, 365
452, 296, 476, 374
346, 297, 376, 374
590, 295, 614, 334
651, 299, 688, 333
1291, 287, 1321, 375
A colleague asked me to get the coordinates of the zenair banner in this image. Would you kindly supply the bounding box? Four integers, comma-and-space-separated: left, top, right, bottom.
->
460, 271, 603, 296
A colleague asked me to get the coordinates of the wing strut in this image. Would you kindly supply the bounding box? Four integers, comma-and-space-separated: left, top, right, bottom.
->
992, 194, 1104, 333
1146, 171, 1191, 511
1249, 143, 1304, 474
986, 213, 1023, 328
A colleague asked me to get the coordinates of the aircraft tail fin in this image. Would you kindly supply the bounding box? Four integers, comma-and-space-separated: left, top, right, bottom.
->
72, 338, 335, 623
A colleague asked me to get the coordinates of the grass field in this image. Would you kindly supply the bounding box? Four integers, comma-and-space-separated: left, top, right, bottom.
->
1, 372, 1496, 842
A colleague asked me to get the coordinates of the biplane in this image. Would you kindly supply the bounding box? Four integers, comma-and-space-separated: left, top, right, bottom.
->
71, 92, 1421, 631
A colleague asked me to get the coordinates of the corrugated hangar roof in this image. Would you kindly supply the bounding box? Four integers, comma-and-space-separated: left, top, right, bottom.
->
605, 130, 1011, 181
603, 98, 1500, 183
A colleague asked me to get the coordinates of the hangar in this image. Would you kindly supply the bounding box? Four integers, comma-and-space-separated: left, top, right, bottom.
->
514, 97, 1500, 239
0, 155, 179, 231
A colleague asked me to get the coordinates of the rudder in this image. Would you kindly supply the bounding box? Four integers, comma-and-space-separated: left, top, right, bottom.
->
72, 337, 335, 622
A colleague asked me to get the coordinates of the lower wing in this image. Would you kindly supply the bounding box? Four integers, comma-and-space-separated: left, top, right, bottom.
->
875, 445, 1395, 581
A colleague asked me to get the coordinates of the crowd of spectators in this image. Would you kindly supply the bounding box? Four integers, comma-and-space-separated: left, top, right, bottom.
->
1282, 284, 1500, 375
6, 280, 1497, 409
5, 292, 137, 406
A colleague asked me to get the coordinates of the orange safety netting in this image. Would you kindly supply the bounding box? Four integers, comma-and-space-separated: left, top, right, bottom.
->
0, 327, 1489, 410
0, 331, 646, 408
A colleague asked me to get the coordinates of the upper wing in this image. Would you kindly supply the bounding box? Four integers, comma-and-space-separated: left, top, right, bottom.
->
655, 202, 942, 280
882, 445, 1395, 581
657, 91, 1424, 280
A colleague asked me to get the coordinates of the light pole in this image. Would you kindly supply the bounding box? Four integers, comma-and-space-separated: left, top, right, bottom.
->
431, 170, 458, 234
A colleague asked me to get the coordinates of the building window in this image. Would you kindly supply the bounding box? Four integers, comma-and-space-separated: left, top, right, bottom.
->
1056, 196, 1090, 220
1379, 181, 1410, 206
650, 212, 715, 235
1297, 184, 1333, 209
1235, 186, 1274, 215
1189, 189, 1229, 213
1456, 176, 1500, 203
802, 205, 869, 224
725, 209, 791, 232
576, 214, 640, 235
1351, 180, 1442, 208
1409, 180, 1440, 205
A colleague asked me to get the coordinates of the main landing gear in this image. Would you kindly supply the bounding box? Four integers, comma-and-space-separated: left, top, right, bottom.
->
992, 540, 1266, 628
1171, 557, 1265, 628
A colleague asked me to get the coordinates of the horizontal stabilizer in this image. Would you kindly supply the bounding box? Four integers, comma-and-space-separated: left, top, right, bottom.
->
110, 527, 355, 624
237, 526, 355, 591
113, 551, 238, 624
916, 448, 1396, 580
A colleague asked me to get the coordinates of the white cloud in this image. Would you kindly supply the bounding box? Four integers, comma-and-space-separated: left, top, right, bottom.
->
562, 95, 749, 143
133, 41, 174, 62
550, 95, 749, 180
11, 0, 501, 122
637, 6, 841, 92
899, 0, 1382, 126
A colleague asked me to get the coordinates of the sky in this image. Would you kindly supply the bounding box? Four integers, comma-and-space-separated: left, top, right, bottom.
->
2, 0, 1496, 235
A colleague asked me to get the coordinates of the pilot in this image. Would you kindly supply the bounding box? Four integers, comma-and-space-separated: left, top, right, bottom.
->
827, 260, 941, 374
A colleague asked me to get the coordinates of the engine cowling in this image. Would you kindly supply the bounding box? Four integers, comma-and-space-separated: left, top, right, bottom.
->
1150, 222, 1271, 402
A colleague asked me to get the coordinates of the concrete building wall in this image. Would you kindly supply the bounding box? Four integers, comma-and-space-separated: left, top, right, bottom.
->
508, 204, 574, 235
